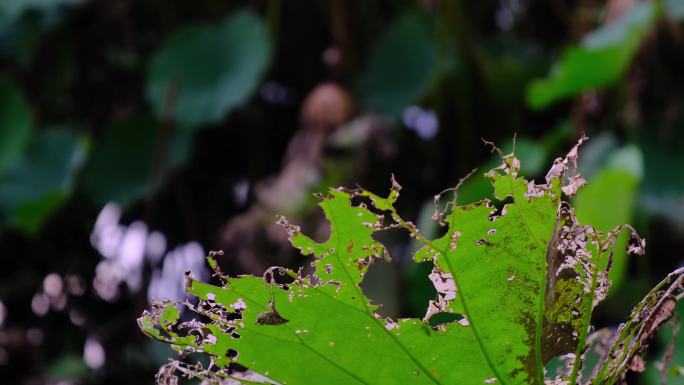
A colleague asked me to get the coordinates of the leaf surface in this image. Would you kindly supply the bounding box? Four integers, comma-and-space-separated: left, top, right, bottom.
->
139, 143, 639, 385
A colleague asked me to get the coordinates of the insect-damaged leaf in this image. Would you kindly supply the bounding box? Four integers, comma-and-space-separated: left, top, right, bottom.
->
139, 139, 652, 385
175, 189, 494, 384
408, 147, 599, 384
590, 268, 684, 385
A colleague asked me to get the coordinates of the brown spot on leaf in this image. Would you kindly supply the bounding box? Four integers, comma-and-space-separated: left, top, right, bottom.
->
347, 239, 354, 253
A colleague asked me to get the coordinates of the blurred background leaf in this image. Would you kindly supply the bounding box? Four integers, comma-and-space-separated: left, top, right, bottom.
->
665, 0, 684, 21
81, 116, 190, 209
575, 143, 643, 290
47, 353, 89, 381
358, 12, 436, 117
527, 3, 660, 109
0, 78, 31, 175
0, 129, 88, 234
0, 0, 84, 21
146, 10, 272, 126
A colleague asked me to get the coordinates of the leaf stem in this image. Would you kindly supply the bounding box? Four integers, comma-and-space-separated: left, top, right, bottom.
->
593, 269, 684, 384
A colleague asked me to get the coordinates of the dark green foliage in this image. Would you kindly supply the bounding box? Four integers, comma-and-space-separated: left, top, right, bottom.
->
146, 10, 272, 126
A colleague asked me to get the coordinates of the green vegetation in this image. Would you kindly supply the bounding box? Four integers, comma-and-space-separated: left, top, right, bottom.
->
2, 2, 684, 384
140, 146, 680, 385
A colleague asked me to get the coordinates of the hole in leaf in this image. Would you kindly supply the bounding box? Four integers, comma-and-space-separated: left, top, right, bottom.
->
427, 312, 464, 328
404, 260, 438, 319
359, 259, 400, 318
489, 195, 514, 221
227, 349, 238, 359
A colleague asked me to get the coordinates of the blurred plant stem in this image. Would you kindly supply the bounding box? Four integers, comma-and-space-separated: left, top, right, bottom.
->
267, 0, 281, 42
438, 0, 496, 172
145, 81, 179, 225
329, 0, 356, 80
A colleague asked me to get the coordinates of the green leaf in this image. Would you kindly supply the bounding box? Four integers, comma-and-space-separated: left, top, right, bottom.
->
81, 116, 191, 209
141, 140, 646, 385
527, 3, 660, 109
0, 129, 88, 233
0, 78, 32, 176
146, 10, 272, 126
138, 301, 196, 348
359, 12, 436, 117
197, 190, 492, 383
412, 155, 579, 384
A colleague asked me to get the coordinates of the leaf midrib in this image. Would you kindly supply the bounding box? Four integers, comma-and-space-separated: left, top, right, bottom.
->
323, 201, 444, 385
508, 177, 551, 385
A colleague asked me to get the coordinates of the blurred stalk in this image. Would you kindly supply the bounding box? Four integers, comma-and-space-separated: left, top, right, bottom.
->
267, 0, 282, 41
329, 0, 356, 80
550, 0, 576, 38
145, 81, 179, 224
571, 0, 597, 136
442, 0, 482, 72
577, 0, 596, 37
439, 0, 496, 171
